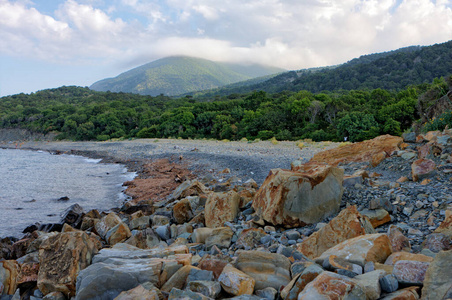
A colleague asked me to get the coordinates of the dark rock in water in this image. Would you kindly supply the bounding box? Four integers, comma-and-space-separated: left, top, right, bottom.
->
22, 224, 38, 234
60, 204, 84, 229
14, 208, 23, 210
38, 223, 63, 233
58, 196, 70, 201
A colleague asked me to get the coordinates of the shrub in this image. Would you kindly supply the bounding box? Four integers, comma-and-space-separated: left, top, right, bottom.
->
96, 134, 110, 141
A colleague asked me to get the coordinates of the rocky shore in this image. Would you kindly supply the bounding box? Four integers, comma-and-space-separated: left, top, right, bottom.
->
1, 133, 452, 299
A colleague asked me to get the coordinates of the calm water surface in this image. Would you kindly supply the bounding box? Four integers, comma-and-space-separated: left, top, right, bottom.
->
0, 148, 135, 238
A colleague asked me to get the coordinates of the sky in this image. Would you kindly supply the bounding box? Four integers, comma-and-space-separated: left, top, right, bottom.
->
1, 0, 452, 96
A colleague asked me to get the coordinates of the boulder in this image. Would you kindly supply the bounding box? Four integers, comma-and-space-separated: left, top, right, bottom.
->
198, 255, 231, 280
359, 209, 391, 228
235, 250, 291, 291
384, 252, 433, 265
421, 249, 452, 299
37, 231, 98, 297
353, 270, 386, 300
421, 233, 451, 252
205, 191, 240, 228
205, 227, 234, 249
315, 233, 392, 267
161, 265, 198, 293
113, 284, 161, 300
95, 212, 131, 245
393, 260, 429, 285
411, 159, 436, 182
218, 264, 255, 296
60, 203, 85, 229
192, 228, 214, 244
125, 228, 160, 249
252, 163, 344, 228
186, 280, 222, 299
297, 271, 366, 299
171, 180, 208, 200
168, 288, 212, 300
387, 225, 411, 252
434, 213, 452, 238
173, 198, 194, 224
280, 263, 323, 300
129, 215, 150, 230
297, 206, 375, 259
310, 135, 403, 166
0, 260, 19, 295
380, 286, 420, 300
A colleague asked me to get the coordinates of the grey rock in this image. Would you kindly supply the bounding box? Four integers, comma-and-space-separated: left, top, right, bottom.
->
186, 281, 221, 299
187, 269, 213, 283
255, 287, 278, 300
379, 274, 398, 293
155, 225, 171, 240
169, 288, 212, 300
402, 132, 416, 143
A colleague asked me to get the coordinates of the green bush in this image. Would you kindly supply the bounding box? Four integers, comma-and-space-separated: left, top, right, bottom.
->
423, 110, 452, 132
257, 130, 274, 140
96, 134, 110, 141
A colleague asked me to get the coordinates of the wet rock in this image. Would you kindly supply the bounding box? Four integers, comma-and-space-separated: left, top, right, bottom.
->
186, 280, 221, 299
421, 249, 452, 299
359, 208, 391, 228
315, 233, 392, 267
393, 260, 429, 285
297, 206, 374, 259
411, 159, 436, 182
218, 264, 255, 296
280, 263, 323, 300
205, 227, 234, 249
252, 163, 343, 227
0, 260, 19, 295
38, 231, 98, 297
235, 250, 291, 291
205, 191, 240, 228
297, 271, 366, 299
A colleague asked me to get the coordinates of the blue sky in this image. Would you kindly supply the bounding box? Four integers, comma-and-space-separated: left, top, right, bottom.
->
1, 0, 452, 96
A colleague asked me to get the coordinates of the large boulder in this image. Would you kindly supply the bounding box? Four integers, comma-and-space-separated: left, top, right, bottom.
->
315, 233, 392, 267
297, 271, 366, 299
297, 206, 375, 259
235, 250, 291, 291
421, 249, 452, 299
310, 135, 403, 167
205, 191, 240, 228
37, 231, 99, 297
280, 263, 323, 300
252, 163, 344, 228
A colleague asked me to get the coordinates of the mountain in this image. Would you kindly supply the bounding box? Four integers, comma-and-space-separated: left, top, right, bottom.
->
194, 41, 451, 97
90, 56, 284, 96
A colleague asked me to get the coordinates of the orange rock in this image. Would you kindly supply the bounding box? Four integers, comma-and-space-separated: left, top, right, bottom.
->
360, 209, 391, 228
382, 286, 420, 300
315, 233, 392, 267
434, 213, 452, 238
253, 164, 344, 228
198, 255, 231, 280
310, 135, 403, 166
16, 262, 39, 286
420, 178, 432, 185
397, 176, 409, 183
173, 198, 194, 224
424, 130, 442, 141
205, 191, 240, 228
297, 271, 366, 299
384, 252, 433, 265
0, 260, 20, 295
296, 206, 374, 259
218, 264, 255, 296
411, 159, 436, 182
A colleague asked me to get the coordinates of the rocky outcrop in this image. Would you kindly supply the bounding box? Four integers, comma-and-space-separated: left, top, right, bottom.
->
252, 164, 344, 227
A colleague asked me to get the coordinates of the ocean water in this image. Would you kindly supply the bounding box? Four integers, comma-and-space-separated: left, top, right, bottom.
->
0, 148, 136, 238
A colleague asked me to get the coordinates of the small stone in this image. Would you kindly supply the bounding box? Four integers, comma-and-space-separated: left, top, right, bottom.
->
379, 274, 399, 293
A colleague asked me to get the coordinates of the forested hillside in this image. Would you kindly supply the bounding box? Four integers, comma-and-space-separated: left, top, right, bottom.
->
195, 41, 451, 97
1, 76, 450, 143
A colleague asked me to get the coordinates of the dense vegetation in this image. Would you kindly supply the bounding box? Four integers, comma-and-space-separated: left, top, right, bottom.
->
1, 76, 450, 143
90, 56, 283, 96
193, 40, 452, 98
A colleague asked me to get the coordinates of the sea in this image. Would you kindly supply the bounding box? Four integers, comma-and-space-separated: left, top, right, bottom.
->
0, 148, 136, 238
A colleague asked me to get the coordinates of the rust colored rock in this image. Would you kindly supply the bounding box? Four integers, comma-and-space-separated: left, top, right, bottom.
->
315, 233, 392, 267
198, 255, 231, 280
173, 198, 194, 224
0, 260, 20, 295
16, 262, 39, 285
310, 135, 403, 166
297, 271, 366, 299
235, 228, 268, 250
37, 231, 98, 297
205, 191, 240, 228
422, 249, 452, 300
360, 208, 391, 228
434, 213, 452, 238
388, 225, 411, 252
384, 252, 433, 265
114, 284, 161, 300
296, 206, 375, 259
106, 222, 132, 246
218, 264, 255, 296
411, 159, 436, 182
235, 250, 291, 291
381, 286, 420, 300
393, 260, 430, 285
253, 164, 344, 228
